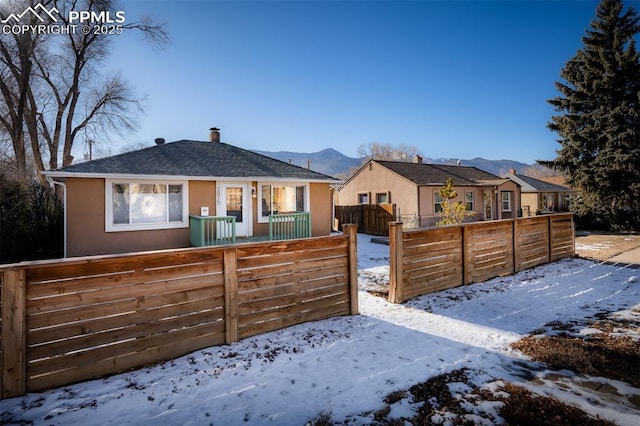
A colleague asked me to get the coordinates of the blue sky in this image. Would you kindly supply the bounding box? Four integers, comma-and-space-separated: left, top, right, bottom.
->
102, 0, 619, 163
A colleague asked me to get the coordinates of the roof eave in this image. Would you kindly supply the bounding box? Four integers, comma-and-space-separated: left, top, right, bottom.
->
42, 170, 337, 183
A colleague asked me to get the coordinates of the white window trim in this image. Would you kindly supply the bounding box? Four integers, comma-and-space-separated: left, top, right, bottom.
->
501, 191, 512, 212
105, 178, 189, 232
434, 191, 443, 214
465, 191, 474, 211
257, 182, 310, 224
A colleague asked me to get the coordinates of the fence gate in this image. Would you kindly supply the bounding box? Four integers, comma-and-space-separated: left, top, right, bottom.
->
335, 204, 396, 235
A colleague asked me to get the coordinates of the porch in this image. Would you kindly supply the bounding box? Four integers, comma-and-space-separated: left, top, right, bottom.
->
189, 212, 312, 246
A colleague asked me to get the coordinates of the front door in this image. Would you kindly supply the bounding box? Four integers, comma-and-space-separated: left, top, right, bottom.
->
484, 192, 493, 220
219, 183, 251, 237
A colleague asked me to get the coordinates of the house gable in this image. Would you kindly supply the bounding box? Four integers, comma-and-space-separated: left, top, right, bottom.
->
337, 160, 418, 212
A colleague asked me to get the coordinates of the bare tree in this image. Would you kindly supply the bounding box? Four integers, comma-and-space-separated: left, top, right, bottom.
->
0, 0, 48, 180
0, 0, 168, 182
357, 142, 423, 162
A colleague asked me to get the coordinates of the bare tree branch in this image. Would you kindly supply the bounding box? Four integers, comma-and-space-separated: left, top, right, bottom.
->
0, 0, 169, 179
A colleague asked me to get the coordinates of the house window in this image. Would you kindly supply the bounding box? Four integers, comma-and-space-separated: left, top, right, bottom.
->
434, 192, 443, 214
358, 193, 369, 204
106, 180, 188, 232
501, 191, 512, 212
259, 183, 308, 222
376, 192, 388, 204
465, 191, 474, 211
542, 193, 555, 211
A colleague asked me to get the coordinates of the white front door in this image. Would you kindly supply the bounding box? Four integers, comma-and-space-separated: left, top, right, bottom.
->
484, 192, 493, 220
219, 183, 251, 237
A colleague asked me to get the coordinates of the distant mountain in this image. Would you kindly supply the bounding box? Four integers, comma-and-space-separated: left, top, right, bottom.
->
254, 149, 539, 179
253, 148, 362, 177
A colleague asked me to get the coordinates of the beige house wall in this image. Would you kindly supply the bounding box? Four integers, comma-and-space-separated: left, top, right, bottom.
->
189, 180, 217, 216
336, 162, 418, 216
521, 193, 539, 217
309, 182, 333, 235
418, 185, 486, 225
65, 178, 333, 257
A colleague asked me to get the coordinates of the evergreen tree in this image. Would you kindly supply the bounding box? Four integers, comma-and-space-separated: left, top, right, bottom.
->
436, 178, 472, 226
541, 0, 640, 231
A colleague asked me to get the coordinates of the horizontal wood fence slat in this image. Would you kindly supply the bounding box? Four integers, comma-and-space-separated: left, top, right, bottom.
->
0, 224, 358, 399
389, 214, 575, 304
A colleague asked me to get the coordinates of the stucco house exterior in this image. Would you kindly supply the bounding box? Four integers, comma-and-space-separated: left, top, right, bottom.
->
335, 157, 521, 228
503, 170, 575, 217
43, 129, 338, 257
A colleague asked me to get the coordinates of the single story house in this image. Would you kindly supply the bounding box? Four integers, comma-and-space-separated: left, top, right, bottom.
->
503, 170, 575, 216
335, 157, 521, 228
43, 129, 338, 257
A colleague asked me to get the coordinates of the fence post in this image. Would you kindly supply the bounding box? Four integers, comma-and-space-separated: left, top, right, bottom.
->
512, 219, 520, 273
1, 269, 26, 398
547, 215, 553, 263
462, 224, 471, 285
388, 221, 404, 303
223, 248, 239, 344
343, 224, 359, 315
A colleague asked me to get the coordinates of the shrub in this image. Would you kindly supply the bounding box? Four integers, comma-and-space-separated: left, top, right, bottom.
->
0, 174, 63, 263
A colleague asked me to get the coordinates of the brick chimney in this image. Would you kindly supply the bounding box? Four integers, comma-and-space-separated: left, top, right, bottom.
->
413, 155, 423, 164
209, 127, 220, 143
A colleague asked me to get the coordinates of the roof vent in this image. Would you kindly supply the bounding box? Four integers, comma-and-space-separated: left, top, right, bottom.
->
154, 138, 165, 145
209, 127, 220, 143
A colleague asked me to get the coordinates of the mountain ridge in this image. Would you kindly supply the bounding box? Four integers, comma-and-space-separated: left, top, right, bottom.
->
253, 148, 538, 178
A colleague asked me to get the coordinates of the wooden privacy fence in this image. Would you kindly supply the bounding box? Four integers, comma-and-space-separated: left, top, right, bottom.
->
0, 225, 358, 399
389, 214, 575, 303
335, 204, 397, 236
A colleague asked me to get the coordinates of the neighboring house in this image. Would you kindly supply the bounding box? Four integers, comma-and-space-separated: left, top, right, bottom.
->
335, 157, 521, 228
503, 170, 575, 217
43, 129, 338, 257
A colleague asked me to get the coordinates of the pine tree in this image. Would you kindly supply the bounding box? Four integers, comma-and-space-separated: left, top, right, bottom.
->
542, 0, 640, 231
436, 178, 471, 226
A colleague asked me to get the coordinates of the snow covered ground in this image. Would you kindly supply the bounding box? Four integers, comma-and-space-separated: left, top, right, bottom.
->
1, 234, 639, 425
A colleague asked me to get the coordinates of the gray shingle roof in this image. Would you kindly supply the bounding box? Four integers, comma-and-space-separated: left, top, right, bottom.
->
53, 140, 338, 181
505, 174, 573, 193
377, 160, 502, 185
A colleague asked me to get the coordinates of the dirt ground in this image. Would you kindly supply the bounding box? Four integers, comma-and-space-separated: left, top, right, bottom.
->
575, 232, 640, 261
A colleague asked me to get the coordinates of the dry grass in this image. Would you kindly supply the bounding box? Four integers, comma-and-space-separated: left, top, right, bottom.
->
482, 383, 615, 426
575, 232, 640, 261
512, 333, 640, 387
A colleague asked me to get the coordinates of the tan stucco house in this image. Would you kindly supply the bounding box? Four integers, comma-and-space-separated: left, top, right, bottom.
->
335, 157, 521, 227
504, 171, 575, 217
43, 129, 338, 257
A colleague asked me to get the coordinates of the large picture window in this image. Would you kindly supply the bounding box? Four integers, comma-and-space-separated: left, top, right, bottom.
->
259, 183, 308, 222
107, 180, 188, 231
